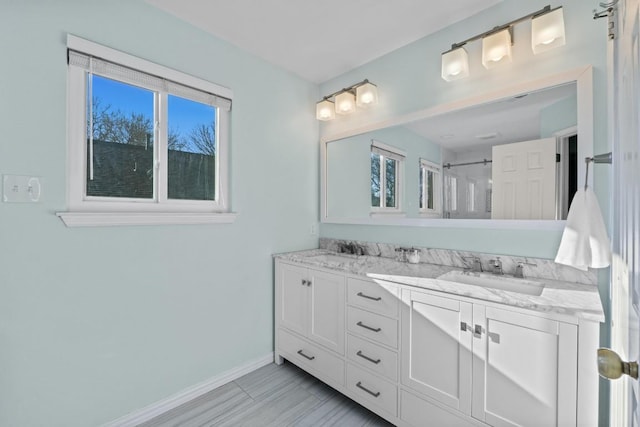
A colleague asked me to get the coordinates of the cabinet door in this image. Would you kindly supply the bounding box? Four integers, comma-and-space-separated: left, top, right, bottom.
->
277, 262, 308, 337
401, 289, 473, 415
308, 269, 345, 354
471, 305, 578, 427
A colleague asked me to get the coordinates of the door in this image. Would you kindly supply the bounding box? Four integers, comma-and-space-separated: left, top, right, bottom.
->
278, 262, 308, 337
609, 0, 640, 425
401, 289, 473, 415
308, 269, 345, 354
491, 137, 557, 219
471, 306, 577, 427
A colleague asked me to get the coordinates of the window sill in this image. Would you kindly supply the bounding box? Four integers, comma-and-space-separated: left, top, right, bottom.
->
56, 211, 238, 227
370, 211, 407, 218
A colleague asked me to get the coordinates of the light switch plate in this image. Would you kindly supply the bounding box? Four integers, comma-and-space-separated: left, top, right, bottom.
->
3, 174, 42, 203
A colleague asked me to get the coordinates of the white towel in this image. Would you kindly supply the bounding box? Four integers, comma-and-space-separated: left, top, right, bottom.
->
555, 187, 611, 271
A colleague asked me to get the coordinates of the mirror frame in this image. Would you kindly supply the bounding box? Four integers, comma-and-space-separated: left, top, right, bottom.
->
320, 65, 593, 230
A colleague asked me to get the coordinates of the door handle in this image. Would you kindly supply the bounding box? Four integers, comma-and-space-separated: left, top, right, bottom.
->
597, 348, 638, 380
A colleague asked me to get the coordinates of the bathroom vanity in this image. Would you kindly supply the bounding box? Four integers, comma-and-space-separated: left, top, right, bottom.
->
274, 244, 603, 427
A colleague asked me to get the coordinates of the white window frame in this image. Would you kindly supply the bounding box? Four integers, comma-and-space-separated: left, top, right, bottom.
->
57, 35, 236, 227
419, 158, 442, 217
370, 140, 405, 215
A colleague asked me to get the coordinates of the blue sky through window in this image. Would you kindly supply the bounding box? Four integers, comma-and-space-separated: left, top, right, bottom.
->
92, 75, 215, 153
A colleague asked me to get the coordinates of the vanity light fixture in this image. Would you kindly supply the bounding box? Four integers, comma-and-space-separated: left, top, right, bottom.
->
316, 79, 378, 121
441, 5, 565, 81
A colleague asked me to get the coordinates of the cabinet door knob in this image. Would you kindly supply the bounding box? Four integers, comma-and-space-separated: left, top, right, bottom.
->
357, 321, 382, 333
301, 279, 307, 286
474, 324, 482, 335
460, 322, 468, 331
356, 381, 381, 397
297, 349, 315, 361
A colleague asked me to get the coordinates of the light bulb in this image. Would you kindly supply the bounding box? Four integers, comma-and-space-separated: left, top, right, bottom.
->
316, 99, 335, 121
441, 47, 469, 82
532, 7, 566, 54
482, 29, 512, 69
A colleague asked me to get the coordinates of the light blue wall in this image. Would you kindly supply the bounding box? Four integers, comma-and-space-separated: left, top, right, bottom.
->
327, 126, 440, 218
541, 94, 578, 137
320, 0, 609, 255
0, 1, 318, 426
318, 1, 610, 424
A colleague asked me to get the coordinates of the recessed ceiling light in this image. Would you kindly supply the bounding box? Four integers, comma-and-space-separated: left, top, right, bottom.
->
475, 132, 500, 140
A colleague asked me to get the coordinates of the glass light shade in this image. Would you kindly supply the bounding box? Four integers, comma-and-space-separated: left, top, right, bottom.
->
482, 29, 512, 69
335, 91, 356, 115
441, 47, 469, 81
356, 82, 378, 107
531, 8, 566, 54
316, 99, 335, 121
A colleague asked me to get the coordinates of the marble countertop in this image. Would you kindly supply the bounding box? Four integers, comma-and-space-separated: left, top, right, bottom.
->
274, 249, 605, 323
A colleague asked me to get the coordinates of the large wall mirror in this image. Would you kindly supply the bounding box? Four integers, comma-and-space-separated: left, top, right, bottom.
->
321, 66, 593, 229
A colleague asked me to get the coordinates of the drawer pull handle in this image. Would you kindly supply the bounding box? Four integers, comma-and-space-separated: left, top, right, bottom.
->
356, 350, 381, 364
357, 321, 382, 333
297, 349, 315, 361
356, 381, 380, 397
475, 324, 482, 335
461, 322, 467, 331
357, 292, 382, 301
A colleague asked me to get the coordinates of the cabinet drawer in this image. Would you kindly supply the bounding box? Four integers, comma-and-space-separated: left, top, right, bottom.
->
400, 389, 476, 427
347, 362, 397, 416
347, 278, 399, 318
278, 329, 344, 387
347, 306, 398, 349
347, 333, 398, 382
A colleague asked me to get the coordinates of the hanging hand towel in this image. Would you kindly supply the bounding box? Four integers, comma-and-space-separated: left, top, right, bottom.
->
555, 187, 611, 271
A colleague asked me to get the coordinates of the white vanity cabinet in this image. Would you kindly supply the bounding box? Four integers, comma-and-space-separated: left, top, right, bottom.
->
275, 261, 346, 389
276, 261, 345, 355
401, 287, 579, 427
274, 256, 600, 427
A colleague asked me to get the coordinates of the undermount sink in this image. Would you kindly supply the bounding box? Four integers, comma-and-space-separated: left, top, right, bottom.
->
437, 270, 544, 296
305, 253, 358, 264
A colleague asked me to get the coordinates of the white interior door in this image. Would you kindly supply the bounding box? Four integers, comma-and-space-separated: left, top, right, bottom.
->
491, 137, 556, 219
610, 0, 640, 425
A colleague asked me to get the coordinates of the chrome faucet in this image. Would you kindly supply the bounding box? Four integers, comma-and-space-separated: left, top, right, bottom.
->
463, 256, 483, 272
489, 257, 503, 275
515, 261, 537, 278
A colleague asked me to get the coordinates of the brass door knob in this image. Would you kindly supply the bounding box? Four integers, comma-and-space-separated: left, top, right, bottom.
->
597, 348, 638, 380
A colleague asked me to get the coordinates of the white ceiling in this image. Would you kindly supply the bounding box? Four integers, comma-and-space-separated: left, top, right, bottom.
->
145, 0, 503, 83
405, 82, 577, 152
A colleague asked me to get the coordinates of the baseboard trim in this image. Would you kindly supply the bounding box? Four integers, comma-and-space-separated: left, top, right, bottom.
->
103, 352, 274, 427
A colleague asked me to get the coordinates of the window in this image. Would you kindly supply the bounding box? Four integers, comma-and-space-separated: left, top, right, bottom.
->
419, 159, 441, 216
58, 35, 235, 227
467, 181, 476, 212
371, 140, 404, 212
445, 175, 458, 213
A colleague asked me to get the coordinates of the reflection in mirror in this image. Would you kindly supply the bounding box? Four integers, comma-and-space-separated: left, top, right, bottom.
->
325, 81, 578, 222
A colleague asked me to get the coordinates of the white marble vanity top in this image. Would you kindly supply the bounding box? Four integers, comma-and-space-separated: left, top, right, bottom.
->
274, 249, 605, 323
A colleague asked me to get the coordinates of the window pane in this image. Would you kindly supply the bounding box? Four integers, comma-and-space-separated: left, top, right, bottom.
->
87, 75, 154, 199
385, 158, 396, 208
371, 152, 381, 207
419, 167, 424, 209
167, 95, 217, 201
427, 170, 434, 210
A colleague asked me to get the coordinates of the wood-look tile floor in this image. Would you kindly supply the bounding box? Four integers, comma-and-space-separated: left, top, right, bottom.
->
140, 361, 396, 427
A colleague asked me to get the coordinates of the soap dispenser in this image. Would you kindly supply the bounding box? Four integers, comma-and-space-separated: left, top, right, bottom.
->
407, 248, 420, 264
